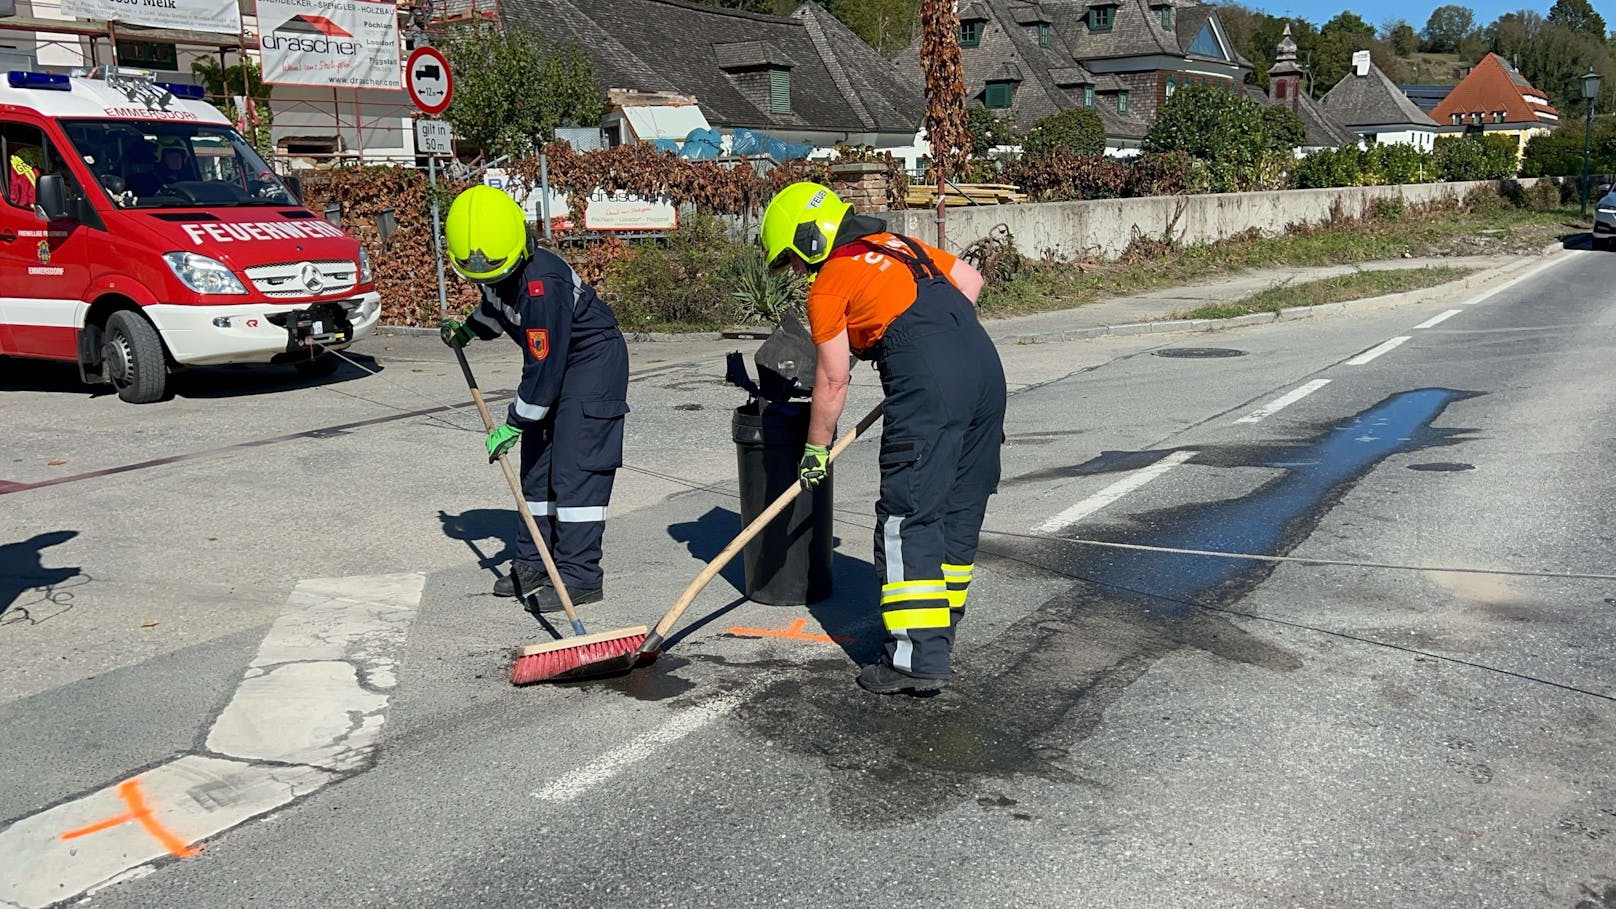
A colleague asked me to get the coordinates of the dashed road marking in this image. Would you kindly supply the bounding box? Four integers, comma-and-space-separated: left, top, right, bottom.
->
1235, 379, 1331, 425
0, 573, 424, 909
1346, 336, 1410, 366
532, 692, 748, 803
1414, 309, 1463, 330
1034, 450, 1198, 534
1457, 253, 1576, 305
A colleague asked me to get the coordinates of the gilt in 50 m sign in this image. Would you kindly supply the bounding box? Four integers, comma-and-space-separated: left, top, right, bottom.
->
255, 0, 402, 89
405, 46, 453, 116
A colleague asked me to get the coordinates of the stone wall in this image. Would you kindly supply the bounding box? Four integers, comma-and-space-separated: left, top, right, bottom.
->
878, 179, 1528, 259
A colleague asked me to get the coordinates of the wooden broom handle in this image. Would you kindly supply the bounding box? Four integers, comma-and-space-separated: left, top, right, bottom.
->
452, 344, 584, 629
651, 401, 885, 639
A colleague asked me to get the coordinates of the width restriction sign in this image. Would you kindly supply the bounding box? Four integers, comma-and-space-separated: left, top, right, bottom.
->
405, 46, 453, 116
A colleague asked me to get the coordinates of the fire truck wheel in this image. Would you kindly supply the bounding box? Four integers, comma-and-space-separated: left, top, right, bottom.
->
103, 310, 169, 404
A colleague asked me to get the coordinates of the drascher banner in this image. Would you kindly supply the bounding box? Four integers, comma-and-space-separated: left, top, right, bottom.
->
61, 0, 241, 34
256, 0, 401, 89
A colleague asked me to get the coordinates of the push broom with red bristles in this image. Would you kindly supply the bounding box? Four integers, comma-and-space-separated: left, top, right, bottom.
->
445, 340, 652, 682
510, 401, 884, 685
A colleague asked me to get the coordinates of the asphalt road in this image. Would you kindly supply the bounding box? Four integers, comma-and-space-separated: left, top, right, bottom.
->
3, 250, 1615, 909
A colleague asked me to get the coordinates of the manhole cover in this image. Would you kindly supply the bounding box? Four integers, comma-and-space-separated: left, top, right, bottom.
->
1153, 347, 1247, 359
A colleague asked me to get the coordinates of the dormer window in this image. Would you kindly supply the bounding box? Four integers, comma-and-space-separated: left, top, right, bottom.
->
1083, 84, 1095, 107
1451, 113, 1462, 124
1038, 22, 1052, 46
985, 80, 1015, 109
1155, 4, 1172, 28
959, 19, 983, 47
1118, 90, 1130, 114
1471, 112, 1482, 124
1088, 5, 1115, 31
1493, 110, 1505, 123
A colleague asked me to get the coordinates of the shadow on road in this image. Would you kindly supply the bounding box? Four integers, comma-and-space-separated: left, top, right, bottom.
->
667, 506, 879, 664
1, 530, 87, 626
437, 508, 516, 573
0, 352, 381, 401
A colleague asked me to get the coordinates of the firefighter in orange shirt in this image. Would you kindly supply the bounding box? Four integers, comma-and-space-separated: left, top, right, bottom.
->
759, 182, 1006, 695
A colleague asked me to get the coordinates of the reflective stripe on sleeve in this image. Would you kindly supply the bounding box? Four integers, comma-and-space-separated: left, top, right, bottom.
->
942, 563, 974, 583
883, 607, 953, 632
513, 397, 550, 421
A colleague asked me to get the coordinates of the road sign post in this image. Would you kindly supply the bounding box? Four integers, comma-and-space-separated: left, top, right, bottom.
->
406, 46, 455, 317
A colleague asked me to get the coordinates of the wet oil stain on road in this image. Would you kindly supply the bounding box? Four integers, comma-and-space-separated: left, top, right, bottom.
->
727, 389, 1479, 828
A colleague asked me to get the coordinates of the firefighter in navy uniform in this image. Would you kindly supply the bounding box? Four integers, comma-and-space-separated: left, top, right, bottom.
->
760, 182, 1006, 696
438, 186, 630, 611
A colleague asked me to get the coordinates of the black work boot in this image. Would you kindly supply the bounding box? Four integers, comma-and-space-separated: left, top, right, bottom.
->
529, 585, 604, 614
493, 562, 550, 598
856, 662, 948, 696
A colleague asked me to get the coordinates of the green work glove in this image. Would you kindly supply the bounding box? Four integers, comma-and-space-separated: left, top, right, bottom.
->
486, 423, 522, 463
439, 318, 475, 348
799, 443, 829, 491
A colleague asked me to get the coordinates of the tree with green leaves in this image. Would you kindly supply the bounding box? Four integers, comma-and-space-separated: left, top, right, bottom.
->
439, 24, 606, 158
827, 0, 919, 57
1261, 106, 1307, 151
1021, 108, 1105, 160
1387, 21, 1419, 55
1144, 82, 1285, 191
191, 56, 272, 154
1422, 5, 1476, 53
1548, 0, 1607, 41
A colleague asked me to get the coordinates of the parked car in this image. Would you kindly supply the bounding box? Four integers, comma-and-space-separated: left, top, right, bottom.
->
0, 67, 381, 403
1593, 183, 1616, 250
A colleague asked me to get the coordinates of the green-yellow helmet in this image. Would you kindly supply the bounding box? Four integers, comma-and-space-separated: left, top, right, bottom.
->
445, 185, 529, 283
759, 182, 851, 270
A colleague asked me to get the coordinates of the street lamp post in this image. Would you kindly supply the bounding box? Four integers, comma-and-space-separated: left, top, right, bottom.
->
1580, 69, 1602, 218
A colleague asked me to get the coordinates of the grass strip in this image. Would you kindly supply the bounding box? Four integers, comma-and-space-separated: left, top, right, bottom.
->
1178, 266, 1477, 320
975, 203, 1578, 319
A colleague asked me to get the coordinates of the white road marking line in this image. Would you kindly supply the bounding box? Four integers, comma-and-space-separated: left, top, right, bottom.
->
0, 573, 425, 909
1346, 336, 1410, 366
1413, 309, 1463, 329
1033, 450, 1198, 534
533, 692, 747, 803
1457, 253, 1575, 305
1235, 379, 1331, 425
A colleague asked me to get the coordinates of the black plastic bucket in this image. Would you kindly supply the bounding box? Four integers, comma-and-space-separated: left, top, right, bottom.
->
732, 400, 834, 605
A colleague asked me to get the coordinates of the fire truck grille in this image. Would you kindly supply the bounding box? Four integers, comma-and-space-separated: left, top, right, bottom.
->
245, 260, 358, 299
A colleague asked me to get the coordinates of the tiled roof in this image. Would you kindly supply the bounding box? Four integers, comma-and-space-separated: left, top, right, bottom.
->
1429, 53, 1559, 127
1321, 60, 1438, 129
1397, 83, 1454, 112
496, 0, 922, 135
1041, 0, 1249, 67
901, 0, 1151, 138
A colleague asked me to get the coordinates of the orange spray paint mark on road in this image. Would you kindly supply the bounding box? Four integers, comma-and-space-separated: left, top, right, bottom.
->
726, 617, 851, 645
60, 779, 200, 858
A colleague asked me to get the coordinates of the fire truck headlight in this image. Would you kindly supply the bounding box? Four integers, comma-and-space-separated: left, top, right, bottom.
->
162, 252, 247, 296
358, 246, 373, 284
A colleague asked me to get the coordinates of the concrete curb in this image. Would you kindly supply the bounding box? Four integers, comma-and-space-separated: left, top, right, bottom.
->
377, 243, 1574, 345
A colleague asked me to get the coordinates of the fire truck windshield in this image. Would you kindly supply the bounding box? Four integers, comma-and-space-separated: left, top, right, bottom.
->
59, 119, 296, 209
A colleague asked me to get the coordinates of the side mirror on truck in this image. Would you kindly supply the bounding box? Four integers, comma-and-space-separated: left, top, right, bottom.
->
34, 174, 74, 222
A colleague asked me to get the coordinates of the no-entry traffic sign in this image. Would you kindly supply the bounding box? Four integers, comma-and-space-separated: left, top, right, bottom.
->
405, 46, 453, 116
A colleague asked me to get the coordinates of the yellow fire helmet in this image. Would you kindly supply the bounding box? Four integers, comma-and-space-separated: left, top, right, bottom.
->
759, 181, 851, 271
445, 185, 530, 283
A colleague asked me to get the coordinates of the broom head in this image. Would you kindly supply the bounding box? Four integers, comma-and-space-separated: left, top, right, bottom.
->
510, 625, 650, 685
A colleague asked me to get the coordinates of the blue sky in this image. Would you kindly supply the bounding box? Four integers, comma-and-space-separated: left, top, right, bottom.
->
1237, 1, 1590, 30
